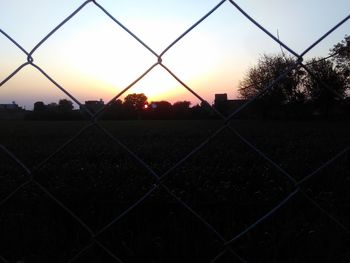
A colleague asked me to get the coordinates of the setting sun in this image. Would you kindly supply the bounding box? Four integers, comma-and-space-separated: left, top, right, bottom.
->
1, 0, 348, 109
54, 19, 226, 104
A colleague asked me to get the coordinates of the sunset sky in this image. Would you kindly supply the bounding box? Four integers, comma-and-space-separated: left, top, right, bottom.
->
0, 0, 349, 109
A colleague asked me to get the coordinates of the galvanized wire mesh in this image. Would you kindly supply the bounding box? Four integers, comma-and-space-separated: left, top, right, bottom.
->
1, 1, 349, 262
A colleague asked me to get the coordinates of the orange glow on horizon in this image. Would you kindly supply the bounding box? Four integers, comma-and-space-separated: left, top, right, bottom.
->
50, 21, 238, 105
1, 15, 244, 109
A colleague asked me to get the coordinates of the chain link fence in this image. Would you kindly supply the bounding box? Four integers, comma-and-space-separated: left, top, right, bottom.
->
1, 1, 349, 262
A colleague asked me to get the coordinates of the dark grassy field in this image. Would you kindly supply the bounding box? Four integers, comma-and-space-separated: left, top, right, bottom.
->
0, 120, 349, 262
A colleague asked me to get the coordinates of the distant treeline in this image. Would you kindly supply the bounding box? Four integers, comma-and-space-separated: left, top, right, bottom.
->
3, 35, 349, 121
23, 96, 214, 121
236, 35, 350, 120
15, 93, 350, 121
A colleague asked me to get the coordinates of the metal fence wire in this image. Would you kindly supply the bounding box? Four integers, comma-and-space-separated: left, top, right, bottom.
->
0, 0, 349, 262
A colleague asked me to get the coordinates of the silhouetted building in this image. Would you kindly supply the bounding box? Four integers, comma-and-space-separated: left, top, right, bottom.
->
214, 94, 228, 104
0, 101, 20, 111
214, 94, 248, 116
47, 103, 58, 109
0, 101, 25, 120
80, 99, 104, 113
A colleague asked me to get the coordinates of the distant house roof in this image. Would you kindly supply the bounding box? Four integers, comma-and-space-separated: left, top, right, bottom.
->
215, 93, 228, 102
85, 100, 104, 105
213, 94, 249, 116
80, 99, 105, 113
0, 102, 20, 110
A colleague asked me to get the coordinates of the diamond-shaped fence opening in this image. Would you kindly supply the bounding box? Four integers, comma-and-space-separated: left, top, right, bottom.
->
34, 125, 155, 231
32, 4, 156, 105
0, 1, 349, 262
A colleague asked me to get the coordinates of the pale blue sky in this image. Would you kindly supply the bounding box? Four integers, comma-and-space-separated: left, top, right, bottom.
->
0, 0, 349, 109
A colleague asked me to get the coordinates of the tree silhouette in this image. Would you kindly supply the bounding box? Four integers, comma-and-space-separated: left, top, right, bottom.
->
303, 58, 347, 117
238, 54, 305, 118
149, 101, 172, 119
172, 101, 191, 119
58, 99, 74, 112
34, 101, 46, 112
123, 93, 148, 119
331, 35, 350, 90
190, 102, 211, 119
124, 94, 147, 111
104, 99, 123, 119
